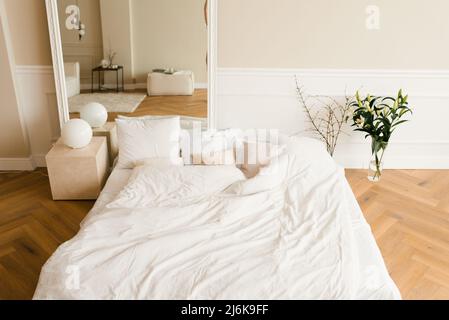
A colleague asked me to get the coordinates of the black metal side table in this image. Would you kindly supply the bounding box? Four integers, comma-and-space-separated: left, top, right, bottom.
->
91, 66, 124, 93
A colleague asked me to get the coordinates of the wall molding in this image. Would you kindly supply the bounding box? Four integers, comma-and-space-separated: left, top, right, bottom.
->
15, 65, 54, 75
216, 67, 449, 169
218, 68, 449, 77
217, 68, 449, 98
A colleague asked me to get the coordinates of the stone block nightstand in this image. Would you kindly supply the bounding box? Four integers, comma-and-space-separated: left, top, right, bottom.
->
46, 137, 109, 200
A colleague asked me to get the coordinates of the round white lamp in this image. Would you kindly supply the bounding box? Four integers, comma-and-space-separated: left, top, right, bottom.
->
61, 119, 93, 149
80, 102, 108, 128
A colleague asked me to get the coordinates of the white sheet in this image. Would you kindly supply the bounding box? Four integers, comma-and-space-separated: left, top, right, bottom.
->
33, 137, 401, 300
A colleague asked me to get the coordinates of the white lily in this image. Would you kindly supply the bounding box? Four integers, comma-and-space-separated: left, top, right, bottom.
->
364, 101, 374, 114
356, 116, 365, 128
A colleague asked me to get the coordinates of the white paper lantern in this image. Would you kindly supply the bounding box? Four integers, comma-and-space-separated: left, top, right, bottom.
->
80, 102, 108, 128
61, 119, 93, 149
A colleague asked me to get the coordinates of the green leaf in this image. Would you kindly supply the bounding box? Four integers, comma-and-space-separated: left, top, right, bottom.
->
382, 97, 396, 103
399, 108, 412, 117
391, 119, 409, 128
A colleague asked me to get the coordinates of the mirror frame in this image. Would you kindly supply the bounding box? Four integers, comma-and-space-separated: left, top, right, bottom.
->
45, 0, 218, 130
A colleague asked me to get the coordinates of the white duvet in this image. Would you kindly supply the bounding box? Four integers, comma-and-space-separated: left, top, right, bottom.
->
34, 137, 400, 300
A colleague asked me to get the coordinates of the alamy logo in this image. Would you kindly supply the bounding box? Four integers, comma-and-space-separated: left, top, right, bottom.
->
366, 5, 380, 30
65, 5, 80, 30
182, 125, 281, 167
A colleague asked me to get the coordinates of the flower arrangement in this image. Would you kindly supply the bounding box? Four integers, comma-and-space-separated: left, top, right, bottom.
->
107, 49, 117, 68
351, 90, 412, 181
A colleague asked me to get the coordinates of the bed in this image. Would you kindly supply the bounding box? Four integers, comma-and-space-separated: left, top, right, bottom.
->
33, 136, 401, 300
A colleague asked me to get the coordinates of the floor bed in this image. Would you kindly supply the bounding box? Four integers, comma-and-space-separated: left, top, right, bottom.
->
33, 137, 401, 300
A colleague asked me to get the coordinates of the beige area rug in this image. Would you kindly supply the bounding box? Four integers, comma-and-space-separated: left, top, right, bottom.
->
69, 93, 146, 113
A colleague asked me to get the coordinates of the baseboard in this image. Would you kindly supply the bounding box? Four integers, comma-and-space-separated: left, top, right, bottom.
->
0, 154, 48, 171
80, 83, 142, 91
32, 154, 47, 168
195, 83, 208, 89
130, 83, 208, 90
336, 155, 449, 169
80, 83, 208, 91
0, 157, 35, 171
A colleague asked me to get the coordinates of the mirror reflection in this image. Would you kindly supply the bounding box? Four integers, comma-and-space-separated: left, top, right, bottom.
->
57, 0, 208, 126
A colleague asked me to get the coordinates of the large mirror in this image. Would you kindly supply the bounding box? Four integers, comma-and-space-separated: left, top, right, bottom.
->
47, 0, 216, 130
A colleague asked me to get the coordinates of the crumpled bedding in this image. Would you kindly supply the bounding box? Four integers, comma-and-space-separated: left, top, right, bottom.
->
33, 137, 400, 300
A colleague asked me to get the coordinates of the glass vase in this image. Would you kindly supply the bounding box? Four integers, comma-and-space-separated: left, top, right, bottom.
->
368, 155, 383, 182
368, 140, 387, 182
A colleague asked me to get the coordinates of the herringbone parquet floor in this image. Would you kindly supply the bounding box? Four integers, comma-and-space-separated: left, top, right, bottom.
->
129, 89, 207, 118
0, 169, 448, 299
73, 89, 208, 121
0, 170, 92, 300
347, 170, 449, 300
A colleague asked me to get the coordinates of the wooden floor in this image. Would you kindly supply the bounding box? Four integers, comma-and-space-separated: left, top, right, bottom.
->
347, 170, 449, 300
0, 169, 448, 299
72, 89, 208, 122
0, 169, 92, 299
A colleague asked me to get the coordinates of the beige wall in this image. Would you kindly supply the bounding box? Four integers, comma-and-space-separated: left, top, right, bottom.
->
218, 0, 449, 69
100, 0, 134, 84
59, 0, 103, 85
0, 0, 60, 166
4, 0, 51, 65
131, 0, 208, 83
0, 16, 29, 157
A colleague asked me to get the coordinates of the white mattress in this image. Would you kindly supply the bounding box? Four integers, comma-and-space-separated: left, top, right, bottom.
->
80, 167, 401, 300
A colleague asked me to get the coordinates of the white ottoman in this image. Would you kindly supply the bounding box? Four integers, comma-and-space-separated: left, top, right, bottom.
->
147, 71, 195, 96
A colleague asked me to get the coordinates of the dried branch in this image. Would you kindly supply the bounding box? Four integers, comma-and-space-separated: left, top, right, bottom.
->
295, 77, 354, 156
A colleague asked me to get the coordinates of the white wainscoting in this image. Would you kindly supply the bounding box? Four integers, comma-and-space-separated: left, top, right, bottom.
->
14, 65, 60, 168
62, 42, 103, 85
216, 68, 449, 169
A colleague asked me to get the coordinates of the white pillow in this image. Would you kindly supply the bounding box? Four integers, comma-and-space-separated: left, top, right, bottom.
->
116, 117, 181, 169
225, 153, 289, 196
117, 116, 206, 165
134, 157, 184, 168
